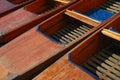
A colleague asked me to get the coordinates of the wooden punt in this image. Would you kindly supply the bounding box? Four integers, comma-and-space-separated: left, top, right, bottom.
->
69, 15, 120, 80
33, 54, 95, 80
33, 12, 120, 80
33, 10, 120, 80
0, 0, 77, 43
0, 0, 35, 17
0, 0, 120, 79
0, 0, 120, 43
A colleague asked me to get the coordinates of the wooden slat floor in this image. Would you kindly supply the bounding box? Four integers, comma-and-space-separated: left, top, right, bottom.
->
51, 20, 92, 44
100, 0, 120, 13
82, 43, 120, 80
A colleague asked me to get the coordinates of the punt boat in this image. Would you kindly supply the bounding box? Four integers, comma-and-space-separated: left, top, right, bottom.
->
0, 0, 34, 17
0, 0, 120, 79
33, 13, 120, 80
0, 0, 77, 43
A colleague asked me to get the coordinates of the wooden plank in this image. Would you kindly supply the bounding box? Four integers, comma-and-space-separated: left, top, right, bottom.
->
33, 54, 95, 80
0, 8, 37, 43
54, 0, 71, 4
8, 0, 31, 4
101, 29, 120, 41
69, 12, 120, 80
0, 0, 34, 16
0, 0, 16, 14
94, 54, 120, 71
0, 0, 78, 43
91, 57, 120, 77
65, 10, 100, 27
58, 30, 74, 41
0, 27, 63, 79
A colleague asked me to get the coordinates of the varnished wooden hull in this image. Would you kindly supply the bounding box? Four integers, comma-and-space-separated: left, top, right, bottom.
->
0, 0, 77, 43
33, 54, 95, 80
0, 0, 120, 80
0, 0, 34, 17
33, 13, 120, 80
70, 15, 120, 80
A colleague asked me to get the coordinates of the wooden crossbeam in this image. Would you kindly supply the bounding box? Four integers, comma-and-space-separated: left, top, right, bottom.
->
101, 29, 120, 41
65, 10, 101, 27
54, 0, 70, 4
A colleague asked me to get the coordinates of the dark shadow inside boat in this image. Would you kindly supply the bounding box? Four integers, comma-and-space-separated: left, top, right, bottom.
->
81, 42, 120, 80
68, 0, 120, 22
69, 16, 120, 80
37, 15, 94, 44
24, 0, 64, 15
7, 0, 32, 4
99, 0, 120, 14
0, 43, 6, 47
36, 0, 120, 45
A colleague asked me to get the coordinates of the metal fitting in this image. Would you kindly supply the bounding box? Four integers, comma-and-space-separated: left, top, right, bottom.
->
0, 32, 4, 39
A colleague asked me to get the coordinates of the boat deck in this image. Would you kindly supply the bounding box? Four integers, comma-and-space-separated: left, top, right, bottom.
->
33, 54, 95, 80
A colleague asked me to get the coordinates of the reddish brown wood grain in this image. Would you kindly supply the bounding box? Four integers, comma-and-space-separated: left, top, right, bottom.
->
8, 0, 30, 4
68, 0, 106, 13
0, 0, 16, 14
0, 27, 64, 79
0, 0, 78, 43
33, 54, 94, 80
33, 12, 120, 80
0, 12, 96, 80
0, 0, 119, 79
70, 15, 120, 65
0, 0, 34, 17
0, 11, 98, 79
0, 8, 37, 43
0, 8, 37, 33
25, 0, 49, 14
65, 10, 100, 27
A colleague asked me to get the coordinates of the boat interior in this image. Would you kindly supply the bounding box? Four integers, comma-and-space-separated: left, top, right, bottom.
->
38, 13, 94, 44
24, 0, 61, 14
32, 12, 120, 80
0, 0, 119, 80
37, 0, 120, 45
33, 53, 95, 80
24, 0, 75, 15
70, 15, 120, 80
0, 0, 77, 43
0, 0, 34, 16
6, 0, 33, 4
